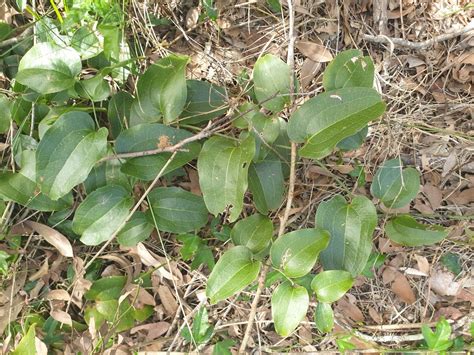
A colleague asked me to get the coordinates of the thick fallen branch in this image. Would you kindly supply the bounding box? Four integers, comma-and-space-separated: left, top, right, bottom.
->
362, 20, 474, 50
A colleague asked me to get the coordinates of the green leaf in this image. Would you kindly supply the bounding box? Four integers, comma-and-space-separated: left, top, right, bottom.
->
73, 185, 133, 245
177, 234, 215, 270
316, 195, 377, 276
85, 276, 127, 301
98, 24, 120, 60
83, 157, 131, 194
0, 22, 12, 41
270, 228, 330, 278
0, 172, 72, 211
117, 212, 154, 247
71, 26, 101, 60
361, 252, 386, 279
315, 302, 334, 333
115, 123, 200, 181
36, 111, 108, 200
206, 246, 261, 304
271, 281, 309, 337
287, 87, 385, 159
253, 54, 291, 112
248, 155, 285, 215
213, 339, 235, 355
440, 253, 462, 276
131, 54, 188, 124
12, 324, 36, 355
231, 214, 273, 253
422, 317, 453, 351
311, 270, 354, 303
337, 125, 369, 151
0, 94, 11, 133
147, 187, 208, 233
108, 91, 133, 138
198, 135, 255, 222
16, 43, 82, 94
181, 307, 214, 345
323, 49, 375, 91
370, 157, 420, 209
180, 80, 228, 124
385, 215, 448, 247
0, 250, 10, 275
76, 74, 110, 102
202, 0, 218, 20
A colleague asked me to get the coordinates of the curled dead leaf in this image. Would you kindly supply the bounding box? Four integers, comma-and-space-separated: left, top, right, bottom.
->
24, 221, 74, 257
46, 289, 71, 302
51, 309, 73, 326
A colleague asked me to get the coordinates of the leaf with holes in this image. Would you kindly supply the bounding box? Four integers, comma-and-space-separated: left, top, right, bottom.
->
385, 215, 448, 247
198, 135, 255, 222
316, 195, 377, 276
370, 157, 420, 209
206, 246, 261, 304
36, 111, 108, 200
270, 228, 330, 278
272, 281, 309, 337
287, 87, 385, 159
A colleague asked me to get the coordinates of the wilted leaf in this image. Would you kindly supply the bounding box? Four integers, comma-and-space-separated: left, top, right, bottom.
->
24, 221, 73, 257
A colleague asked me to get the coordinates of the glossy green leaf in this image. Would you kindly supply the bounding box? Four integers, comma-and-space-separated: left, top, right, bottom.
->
117, 212, 154, 247
36, 111, 108, 200
16, 43, 82, 94
270, 228, 330, 278
181, 307, 214, 345
323, 49, 375, 91
370, 157, 420, 209
147, 187, 208, 233
253, 54, 290, 112
422, 317, 453, 351
85, 275, 127, 301
12, 324, 36, 355
180, 80, 228, 124
316, 195, 377, 276
73, 185, 133, 245
271, 281, 309, 337
311, 270, 354, 303
132, 54, 188, 124
71, 26, 101, 60
83, 156, 130, 194
198, 135, 255, 222
0, 94, 11, 133
206, 246, 261, 304
231, 214, 273, 253
0, 172, 72, 211
76, 74, 110, 102
248, 155, 285, 214
287, 87, 385, 159
385, 215, 448, 247
115, 123, 200, 181
108, 91, 133, 138
315, 302, 334, 333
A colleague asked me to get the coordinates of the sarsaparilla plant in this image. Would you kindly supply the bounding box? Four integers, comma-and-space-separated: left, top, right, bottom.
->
0, 34, 450, 349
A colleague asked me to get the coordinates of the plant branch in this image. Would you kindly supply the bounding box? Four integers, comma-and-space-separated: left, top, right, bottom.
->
0, 27, 34, 49
362, 20, 474, 50
239, 0, 297, 351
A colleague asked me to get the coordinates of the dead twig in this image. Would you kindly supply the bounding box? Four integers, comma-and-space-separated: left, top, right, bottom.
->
362, 20, 474, 49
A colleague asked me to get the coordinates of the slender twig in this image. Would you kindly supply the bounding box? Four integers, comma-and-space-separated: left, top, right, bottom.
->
0, 27, 34, 49
362, 20, 474, 49
239, 0, 297, 351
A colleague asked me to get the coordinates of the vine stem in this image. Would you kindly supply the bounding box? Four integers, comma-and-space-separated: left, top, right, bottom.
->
239, 0, 297, 350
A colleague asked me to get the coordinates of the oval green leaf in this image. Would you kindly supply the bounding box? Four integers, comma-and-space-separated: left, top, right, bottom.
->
197, 135, 255, 222
147, 187, 208, 233
311, 270, 354, 303
323, 49, 375, 91
117, 211, 154, 247
206, 246, 261, 304
253, 54, 290, 112
370, 157, 420, 209
73, 185, 134, 245
108, 91, 133, 138
36, 111, 108, 200
272, 281, 309, 337
231, 213, 273, 253
316, 195, 377, 276
385, 215, 448, 247
315, 302, 334, 333
16, 42, 82, 94
270, 228, 330, 278
287, 87, 385, 159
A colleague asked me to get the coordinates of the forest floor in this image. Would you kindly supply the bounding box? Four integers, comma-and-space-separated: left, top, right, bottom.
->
0, 0, 473, 353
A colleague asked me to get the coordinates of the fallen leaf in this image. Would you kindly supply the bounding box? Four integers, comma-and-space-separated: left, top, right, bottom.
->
158, 285, 178, 316
378, 238, 403, 253
391, 273, 416, 304
35, 337, 48, 355
46, 289, 71, 302
430, 269, 462, 297
300, 58, 321, 89
51, 309, 73, 326
414, 254, 430, 275
296, 40, 333, 62
29, 258, 49, 281
0, 271, 27, 335
135, 243, 173, 280
442, 151, 457, 177
450, 188, 474, 205
131, 322, 170, 340
71, 257, 92, 308
368, 306, 383, 324
336, 297, 364, 324
298, 317, 313, 345
422, 184, 443, 210
382, 266, 398, 284
24, 221, 74, 257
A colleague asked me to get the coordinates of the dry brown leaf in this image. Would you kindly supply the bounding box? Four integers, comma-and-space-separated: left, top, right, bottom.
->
406, 55, 425, 68
158, 285, 178, 316
442, 151, 457, 177
135, 243, 173, 280
336, 297, 364, 324
382, 266, 398, 284
131, 322, 170, 340
51, 309, 73, 326
430, 269, 462, 297
185, 7, 199, 29
0, 271, 27, 335
71, 257, 92, 308
187, 168, 202, 196
298, 317, 313, 345
423, 184, 443, 210
450, 188, 474, 205
127, 284, 156, 307
0, 143, 9, 152
35, 337, 48, 355
29, 258, 49, 281
414, 201, 434, 215
414, 254, 430, 275
24, 221, 74, 257
46, 289, 71, 302
300, 59, 321, 89
296, 40, 333, 62
391, 273, 416, 304
368, 307, 383, 324
378, 237, 403, 253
